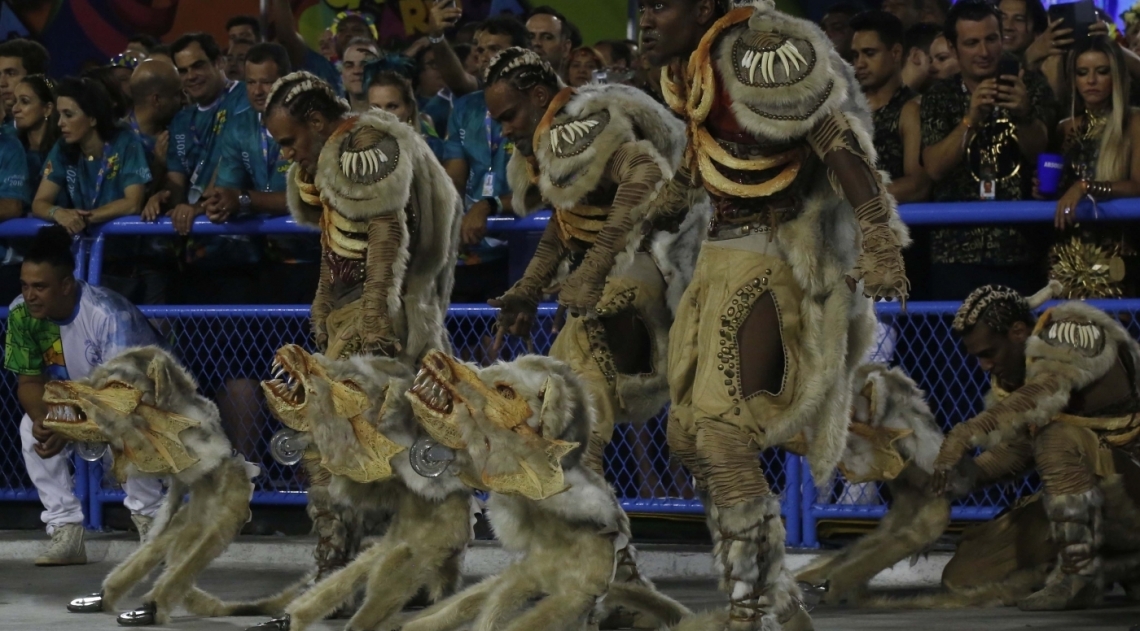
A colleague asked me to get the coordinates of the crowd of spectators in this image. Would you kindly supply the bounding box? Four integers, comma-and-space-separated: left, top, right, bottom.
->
0, 0, 1139, 308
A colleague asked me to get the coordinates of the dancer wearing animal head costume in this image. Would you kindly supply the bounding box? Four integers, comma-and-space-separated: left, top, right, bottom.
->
638, 0, 909, 628
265, 71, 461, 580
483, 46, 709, 628
932, 282, 1140, 611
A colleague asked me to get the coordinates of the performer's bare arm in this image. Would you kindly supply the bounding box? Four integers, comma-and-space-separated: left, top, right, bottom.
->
491, 217, 567, 338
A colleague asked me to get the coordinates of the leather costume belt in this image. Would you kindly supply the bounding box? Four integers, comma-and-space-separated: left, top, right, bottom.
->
707, 195, 800, 241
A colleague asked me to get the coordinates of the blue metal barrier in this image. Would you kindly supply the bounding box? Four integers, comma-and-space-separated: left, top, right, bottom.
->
4, 204, 1140, 546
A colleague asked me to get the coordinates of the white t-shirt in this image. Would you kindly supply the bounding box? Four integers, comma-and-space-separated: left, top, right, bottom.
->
5, 280, 161, 381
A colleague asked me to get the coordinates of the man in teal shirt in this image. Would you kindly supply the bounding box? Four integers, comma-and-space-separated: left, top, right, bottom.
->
0, 131, 29, 302
145, 33, 251, 235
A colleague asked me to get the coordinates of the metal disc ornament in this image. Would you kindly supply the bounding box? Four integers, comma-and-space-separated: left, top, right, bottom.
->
410, 437, 455, 478
269, 428, 307, 466
75, 442, 109, 462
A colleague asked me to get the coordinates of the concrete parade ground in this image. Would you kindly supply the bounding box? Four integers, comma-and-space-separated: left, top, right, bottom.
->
0, 531, 1138, 631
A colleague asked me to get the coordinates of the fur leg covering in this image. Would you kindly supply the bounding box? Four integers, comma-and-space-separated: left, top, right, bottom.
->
712, 496, 801, 631
305, 480, 357, 578
1019, 488, 1104, 611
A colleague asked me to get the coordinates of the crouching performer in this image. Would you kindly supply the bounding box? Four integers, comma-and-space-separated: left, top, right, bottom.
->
398, 351, 692, 631
246, 345, 473, 631
266, 71, 461, 579
53, 347, 289, 626
639, 0, 909, 628
794, 363, 949, 604
932, 283, 1140, 611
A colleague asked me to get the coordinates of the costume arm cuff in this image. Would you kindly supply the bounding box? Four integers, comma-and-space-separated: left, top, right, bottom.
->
362, 214, 403, 342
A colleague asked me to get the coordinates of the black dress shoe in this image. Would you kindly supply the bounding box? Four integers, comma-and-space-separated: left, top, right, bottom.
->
117, 601, 157, 626
67, 592, 104, 613
246, 614, 291, 631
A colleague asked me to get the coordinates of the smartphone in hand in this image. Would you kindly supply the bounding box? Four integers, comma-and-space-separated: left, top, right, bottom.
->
1047, 0, 1096, 49
998, 58, 1020, 86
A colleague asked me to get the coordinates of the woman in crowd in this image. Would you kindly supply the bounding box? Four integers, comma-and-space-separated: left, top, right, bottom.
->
12, 74, 59, 195
364, 56, 445, 159
1048, 37, 1140, 227
31, 77, 151, 235
566, 46, 605, 88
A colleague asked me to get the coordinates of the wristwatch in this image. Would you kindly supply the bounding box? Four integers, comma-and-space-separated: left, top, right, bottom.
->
238, 190, 252, 213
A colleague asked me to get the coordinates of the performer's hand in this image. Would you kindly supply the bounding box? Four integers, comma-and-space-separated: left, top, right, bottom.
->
32, 417, 54, 444
34, 434, 67, 459
852, 248, 909, 304
361, 324, 402, 357
930, 430, 970, 494
489, 292, 538, 357
939, 457, 982, 500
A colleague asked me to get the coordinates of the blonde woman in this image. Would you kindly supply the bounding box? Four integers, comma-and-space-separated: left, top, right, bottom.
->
1051, 36, 1140, 229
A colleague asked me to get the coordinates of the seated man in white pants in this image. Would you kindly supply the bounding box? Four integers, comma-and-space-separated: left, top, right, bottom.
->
5, 226, 164, 566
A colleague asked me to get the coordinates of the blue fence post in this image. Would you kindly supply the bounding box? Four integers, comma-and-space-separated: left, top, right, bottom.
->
73, 454, 88, 528
784, 452, 801, 547
800, 457, 818, 548
87, 459, 104, 530
86, 233, 105, 286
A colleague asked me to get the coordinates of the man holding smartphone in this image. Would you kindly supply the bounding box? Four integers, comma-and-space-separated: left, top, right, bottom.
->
919, 0, 1058, 299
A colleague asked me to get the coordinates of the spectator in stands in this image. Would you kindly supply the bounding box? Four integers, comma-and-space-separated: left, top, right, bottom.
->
595, 39, 635, 71
426, 7, 528, 98
457, 42, 479, 76
7, 226, 164, 565
203, 43, 309, 463
365, 56, 445, 159
851, 11, 930, 203
414, 44, 452, 136
128, 59, 183, 190
269, 0, 342, 94
566, 46, 604, 88
921, 0, 1056, 299
80, 66, 130, 120
526, 5, 576, 80
31, 77, 151, 235
0, 102, 28, 301
13, 74, 59, 196
0, 39, 49, 137
330, 10, 378, 61
920, 0, 951, 27
1046, 38, 1140, 230
108, 52, 139, 107
225, 40, 253, 82
341, 37, 380, 112
145, 33, 249, 236
441, 17, 530, 304
126, 35, 159, 59
998, 0, 1047, 60
883, 0, 923, 30
901, 22, 942, 93
147, 45, 174, 67
227, 15, 261, 46
820, 2, 859, 61
929, 33, 960, 79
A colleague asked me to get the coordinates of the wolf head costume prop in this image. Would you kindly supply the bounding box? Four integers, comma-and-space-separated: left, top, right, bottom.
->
48, 347, 285, 627
249, 345, 474, 631
400, 351, 691, 631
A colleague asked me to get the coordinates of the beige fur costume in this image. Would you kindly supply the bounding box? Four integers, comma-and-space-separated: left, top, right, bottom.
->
643, 2, 908, 629
247, 345, 472, 631
794, 364, 949, 604
281, 101, 462, 579
502, 81, 709, 475
934, 298, 1140, 610
400, 351, 691, 631
46, 347, 290, 626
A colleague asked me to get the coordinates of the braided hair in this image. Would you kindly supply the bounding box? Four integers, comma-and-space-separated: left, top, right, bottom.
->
952, 285, 1037, 336
266, 70, 350, 123
483, 47, 564, 94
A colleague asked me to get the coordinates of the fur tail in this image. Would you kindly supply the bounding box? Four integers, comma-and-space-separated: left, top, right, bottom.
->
858, 569, 1045, 609
606, 581, 692, 626
182, 574, 311, 617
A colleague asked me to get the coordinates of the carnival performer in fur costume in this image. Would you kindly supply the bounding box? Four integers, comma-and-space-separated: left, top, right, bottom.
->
265, 71, 461, 579
483, 48, 709, 627
638, 0, 909, 628
51, 347, 291, 626
246, 345, 472, 631
794, 363, 949, 604
931, 282, 1140, 611
399, 351, 692, 631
